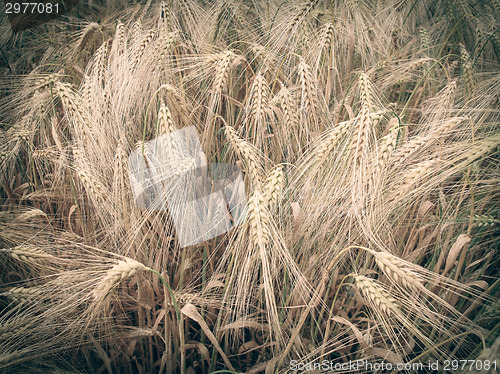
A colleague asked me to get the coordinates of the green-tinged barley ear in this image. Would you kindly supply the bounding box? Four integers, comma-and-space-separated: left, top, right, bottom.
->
3, 286, 44, 303
473, 214, 499, 227
460, 44, 475, 95
420, 28, 430, 55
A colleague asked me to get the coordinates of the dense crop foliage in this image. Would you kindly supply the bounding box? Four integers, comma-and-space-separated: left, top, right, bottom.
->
0, 0, 499, 372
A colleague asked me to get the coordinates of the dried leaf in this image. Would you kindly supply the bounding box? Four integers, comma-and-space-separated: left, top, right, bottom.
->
365, 347, 404, 365
181, 303, 235, 372
417, 200, 434, 218
331, 315, 368, 349
221, 320, 269, 332
444, 234, 470, 275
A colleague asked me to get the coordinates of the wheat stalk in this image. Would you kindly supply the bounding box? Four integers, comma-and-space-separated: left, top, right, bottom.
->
13, 129, 31, 143
159, 1, 169, 31
112, 140, 129, 203
90, 41, 109, 90
14, 209, 47, 222
33, 73, 60, 92
172, 157, 197, 178
288, 0, 319, 34
0, 319, 27, 341
131, 20, 143, 40
32, 148, 53, 160
163, 84, 189, 120
156, 31, 178, 66
318, 22, 334, 56
488, 15, 500, 55
420, 28, 431, 55
452, 135, 500, 169
276, 86, 298, 129
273, 85, 300, 154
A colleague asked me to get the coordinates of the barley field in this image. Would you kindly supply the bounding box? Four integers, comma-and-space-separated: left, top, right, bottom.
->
0, 0, 499, 373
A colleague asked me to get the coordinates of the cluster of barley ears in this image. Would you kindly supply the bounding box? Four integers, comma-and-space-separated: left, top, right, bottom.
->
0, 0, 499, 373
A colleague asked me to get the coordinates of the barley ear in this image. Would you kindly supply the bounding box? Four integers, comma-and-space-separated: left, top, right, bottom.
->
247, 190, 271, 249
93, 258, 150, 301
354, 275, 398, 317
223, 125, 263, 188
366, 249, 423, 291
1, 245, 55, 264
157, 99, 177, 135
263, 164, 284, 211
